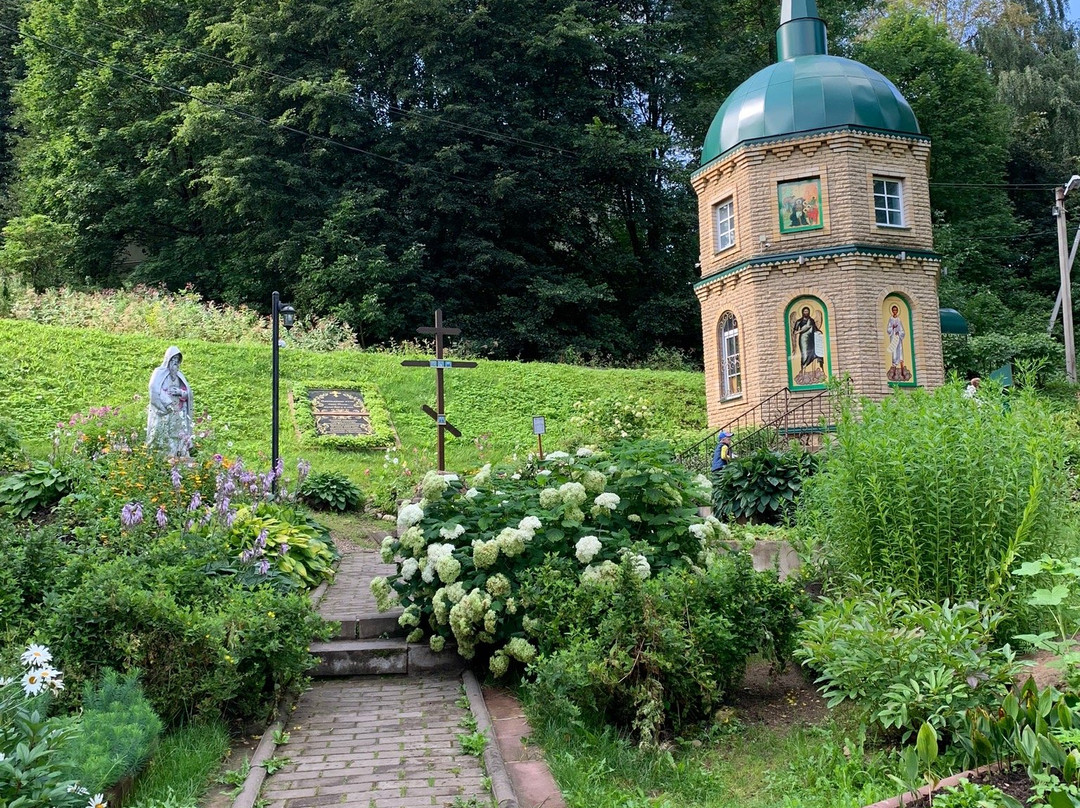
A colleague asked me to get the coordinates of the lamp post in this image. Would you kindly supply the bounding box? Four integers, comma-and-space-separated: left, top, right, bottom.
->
1055, 177, 1080, 384
271, 291, 296, 492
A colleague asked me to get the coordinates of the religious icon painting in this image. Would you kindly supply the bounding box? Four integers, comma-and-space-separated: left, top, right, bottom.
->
883, 294, 916, 385
777, 178, 825, 234
785, 297, 830, 389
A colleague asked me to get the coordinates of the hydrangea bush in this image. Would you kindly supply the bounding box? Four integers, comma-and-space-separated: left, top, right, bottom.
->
371, 440, 726, 668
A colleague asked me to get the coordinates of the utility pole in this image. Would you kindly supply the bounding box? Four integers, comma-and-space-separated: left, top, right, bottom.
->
1056, 177, 1080, 384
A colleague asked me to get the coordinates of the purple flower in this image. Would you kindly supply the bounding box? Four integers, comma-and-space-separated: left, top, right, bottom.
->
171, 467, 182, 489
120, 502, 144, 527
187, 492, 202, 511
279, 543, 290, 555
240, 548, 256, 563
298, 459, 311, 479
218, 496, 231, 514
185, 519, 194, 531
224, 510, 236, 528
156, 506, 168, 527
274, 457, 284, 476
255, 559, 270, 575
255, 530, 268, 550
213, 453, 224, 463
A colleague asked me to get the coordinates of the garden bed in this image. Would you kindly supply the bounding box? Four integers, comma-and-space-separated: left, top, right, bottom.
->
864, 765, 1031, 808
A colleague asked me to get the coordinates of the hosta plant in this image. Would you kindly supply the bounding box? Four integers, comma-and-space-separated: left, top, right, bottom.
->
370, 441, 722, 667
0, 460, 71, 519
712, 446, 817, 525
224, 503, 338, 587
300, 471, 363, 512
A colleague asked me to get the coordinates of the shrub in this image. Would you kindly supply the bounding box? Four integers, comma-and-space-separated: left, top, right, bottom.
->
795, 588, 1020, 740
44, 560, 329, 723
568, 396, 654, 444
370, 441, 719, 664
66, 669, 163, 792
801, 383, 1067, 606
300, 470, 364, 512
0, 459, 71, 518
524, 550, 806, 744
712, 446, 818, 525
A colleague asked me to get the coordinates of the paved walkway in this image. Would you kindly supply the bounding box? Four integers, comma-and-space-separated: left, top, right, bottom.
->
257, 546, 493, 808
260, 675, 490, 808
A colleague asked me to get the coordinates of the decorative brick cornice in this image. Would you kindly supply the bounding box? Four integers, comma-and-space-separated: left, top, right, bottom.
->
694, 244, 941, 291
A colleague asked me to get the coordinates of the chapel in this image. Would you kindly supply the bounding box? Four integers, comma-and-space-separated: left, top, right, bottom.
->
693, 0, 945, 428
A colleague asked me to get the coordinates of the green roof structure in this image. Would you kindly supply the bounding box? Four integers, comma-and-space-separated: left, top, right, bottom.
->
700, 0, 920, 166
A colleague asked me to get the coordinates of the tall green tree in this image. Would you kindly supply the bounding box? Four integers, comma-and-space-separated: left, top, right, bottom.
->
0, 0, 25, 226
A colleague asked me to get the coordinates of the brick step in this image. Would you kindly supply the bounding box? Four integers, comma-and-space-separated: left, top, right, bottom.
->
309, 639, 465, 678
321, 609, 404, 641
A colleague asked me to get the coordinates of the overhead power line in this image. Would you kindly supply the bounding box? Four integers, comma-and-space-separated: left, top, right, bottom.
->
0, 22, 489, 189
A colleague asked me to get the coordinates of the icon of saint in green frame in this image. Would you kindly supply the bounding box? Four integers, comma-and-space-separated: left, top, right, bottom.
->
777, 178, 824, 234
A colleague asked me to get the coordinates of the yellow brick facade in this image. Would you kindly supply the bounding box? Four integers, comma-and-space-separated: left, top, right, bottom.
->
693, 129, 944, 427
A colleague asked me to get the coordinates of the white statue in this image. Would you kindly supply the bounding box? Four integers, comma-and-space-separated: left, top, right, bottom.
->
147, 346, 193, 456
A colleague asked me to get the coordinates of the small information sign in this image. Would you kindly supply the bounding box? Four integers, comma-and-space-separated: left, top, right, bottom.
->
308, 389, 373, 437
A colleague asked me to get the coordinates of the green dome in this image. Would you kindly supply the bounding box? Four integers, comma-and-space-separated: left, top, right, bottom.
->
699, 0, 920, 166
700, 56, 920, 165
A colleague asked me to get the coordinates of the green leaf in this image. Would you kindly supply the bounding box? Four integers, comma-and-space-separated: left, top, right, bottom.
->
1028, 585, 1071, 606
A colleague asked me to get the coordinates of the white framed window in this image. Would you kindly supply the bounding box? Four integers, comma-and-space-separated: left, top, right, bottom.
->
714, 197, 735, 252
873, 178, 904, 227
718, 311, 741, 399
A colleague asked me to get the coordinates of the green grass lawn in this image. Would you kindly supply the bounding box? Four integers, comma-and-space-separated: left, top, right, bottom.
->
0, 319, 708, 481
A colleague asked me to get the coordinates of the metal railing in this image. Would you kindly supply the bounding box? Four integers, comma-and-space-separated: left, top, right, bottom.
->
675, 387, 835, 474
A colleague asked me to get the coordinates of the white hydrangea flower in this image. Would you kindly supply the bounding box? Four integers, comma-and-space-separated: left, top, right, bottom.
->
581, 560, 619, 585
511, 473, 521, 480
397, 502, 424, 534
575, 535, 602, 563
576, 446, 594, 457
421, 470, 450, 501
400, 557, 420, 581
440, 522, 467, 540
496, 527, 526, 557
472, 463, 492, 487
472, 539, 500, 568
546, 451, 570, 460
539, 488, 562, 509
627, 513, 642, 523
518, 515, 542, 536
380, 535, 396, 563
465, 487, 481, 499
593, 492, 620, 511
436, 556, 462, 584
559, 482, 588, 507
693, 473, 713, 493
536, 469, 552, 477
399, 526, 427, 558
688, 523, 708, 540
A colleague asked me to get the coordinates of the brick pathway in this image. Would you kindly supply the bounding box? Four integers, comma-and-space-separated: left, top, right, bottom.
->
258, 544, 493, 808
318, 545, 395, 619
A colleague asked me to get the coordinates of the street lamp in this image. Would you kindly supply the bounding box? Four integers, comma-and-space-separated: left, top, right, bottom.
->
271, 291, 297, 492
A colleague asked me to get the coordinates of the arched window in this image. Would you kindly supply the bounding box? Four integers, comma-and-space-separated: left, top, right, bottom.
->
718, 311, 742, 399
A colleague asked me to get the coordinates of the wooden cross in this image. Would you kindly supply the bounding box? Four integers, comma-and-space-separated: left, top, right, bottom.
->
400, 309, 477, 471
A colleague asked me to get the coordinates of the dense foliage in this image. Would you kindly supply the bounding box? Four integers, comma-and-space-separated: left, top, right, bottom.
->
796, 588, 1021, 740
801, 382, 1068, 606
526, 551, 806, 744
712, 446, 818, 525
0, 411, 332, 725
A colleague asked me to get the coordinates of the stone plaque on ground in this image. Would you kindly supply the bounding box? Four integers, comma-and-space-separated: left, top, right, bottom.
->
308, 389, 372, 437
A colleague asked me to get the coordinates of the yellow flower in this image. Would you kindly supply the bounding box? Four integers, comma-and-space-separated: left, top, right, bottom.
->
267, 612, 275, 619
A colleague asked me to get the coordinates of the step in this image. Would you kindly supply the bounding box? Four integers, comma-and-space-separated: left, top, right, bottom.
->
309, 639, 465, 677
321, 609, 404, 641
